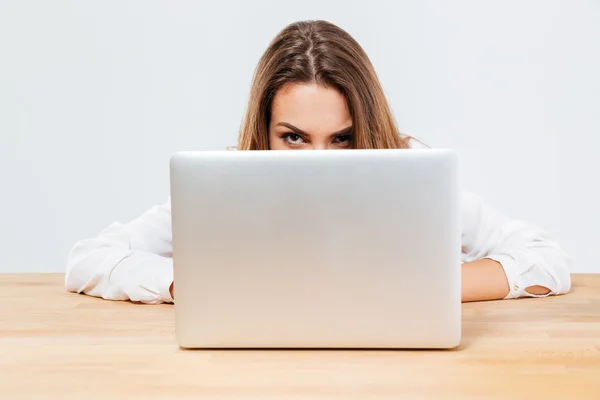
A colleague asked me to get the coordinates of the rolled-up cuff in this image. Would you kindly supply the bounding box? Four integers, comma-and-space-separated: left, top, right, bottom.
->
156, 256, 174, 303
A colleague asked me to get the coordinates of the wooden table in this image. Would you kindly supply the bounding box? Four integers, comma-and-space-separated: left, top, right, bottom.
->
1, 274, 599, 399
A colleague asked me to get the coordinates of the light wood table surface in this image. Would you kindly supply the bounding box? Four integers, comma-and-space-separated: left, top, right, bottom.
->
1, 274, 599, 399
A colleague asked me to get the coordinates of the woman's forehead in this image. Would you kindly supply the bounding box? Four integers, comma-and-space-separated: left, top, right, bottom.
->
271, 83, 352, 133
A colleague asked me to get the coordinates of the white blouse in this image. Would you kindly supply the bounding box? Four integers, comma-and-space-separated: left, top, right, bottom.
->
65, 145, 572, 304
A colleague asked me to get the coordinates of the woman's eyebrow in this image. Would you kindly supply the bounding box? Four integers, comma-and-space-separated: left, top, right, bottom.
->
275, 122, 308, 136
275, 122, 353, 137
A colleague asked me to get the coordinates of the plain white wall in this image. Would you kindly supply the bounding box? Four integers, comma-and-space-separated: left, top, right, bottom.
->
1, 0, 598, 273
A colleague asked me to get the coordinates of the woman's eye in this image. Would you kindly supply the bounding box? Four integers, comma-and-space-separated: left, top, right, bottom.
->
283, 133, 304, 145
333, 135, 352, 145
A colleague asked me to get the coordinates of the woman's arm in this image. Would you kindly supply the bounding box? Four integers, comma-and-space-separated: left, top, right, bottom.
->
65, 199, 174, 304
461, 258, 551, 302
460, 192, 571, 301
461, 259, 509, 302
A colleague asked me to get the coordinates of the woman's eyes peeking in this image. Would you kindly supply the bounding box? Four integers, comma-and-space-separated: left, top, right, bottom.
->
281, 133, 352, 147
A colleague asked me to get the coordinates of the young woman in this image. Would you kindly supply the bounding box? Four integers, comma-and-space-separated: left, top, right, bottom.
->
65, 20, 571, 304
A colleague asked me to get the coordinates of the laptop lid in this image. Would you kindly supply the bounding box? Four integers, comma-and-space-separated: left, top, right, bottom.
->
170, 149, 461, 348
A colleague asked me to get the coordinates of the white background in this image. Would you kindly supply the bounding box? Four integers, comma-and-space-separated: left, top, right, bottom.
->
1, 0, 598, 273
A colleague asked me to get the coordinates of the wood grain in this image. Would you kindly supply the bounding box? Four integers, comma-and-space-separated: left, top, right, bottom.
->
1, 273, 599, 399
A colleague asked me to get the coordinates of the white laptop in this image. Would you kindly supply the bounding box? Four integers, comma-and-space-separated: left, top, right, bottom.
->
170, 149, 461, 349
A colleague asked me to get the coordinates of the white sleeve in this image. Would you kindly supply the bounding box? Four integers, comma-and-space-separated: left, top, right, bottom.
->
460, 191, 572, 299
65, 199, 174, 304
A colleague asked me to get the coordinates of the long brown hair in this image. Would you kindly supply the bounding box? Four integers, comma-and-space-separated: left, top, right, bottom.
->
237, 20, 411, 150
